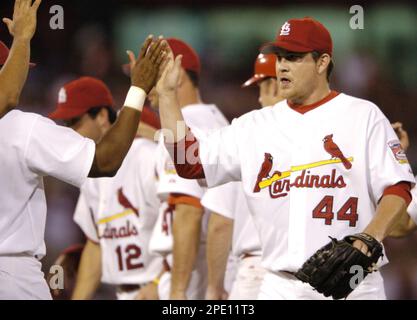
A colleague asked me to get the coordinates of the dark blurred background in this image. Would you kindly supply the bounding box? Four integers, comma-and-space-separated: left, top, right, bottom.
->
1, 0, 416, 299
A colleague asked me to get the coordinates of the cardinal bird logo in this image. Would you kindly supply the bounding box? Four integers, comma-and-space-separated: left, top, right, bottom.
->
117, 188, 139, 217
323, 134, 352, 170
253, 153, 281, 193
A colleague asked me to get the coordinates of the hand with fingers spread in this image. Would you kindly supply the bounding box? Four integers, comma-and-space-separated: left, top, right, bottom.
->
156, 47, 183, 96
127, 36, 168, 94
3, 0, 41, 41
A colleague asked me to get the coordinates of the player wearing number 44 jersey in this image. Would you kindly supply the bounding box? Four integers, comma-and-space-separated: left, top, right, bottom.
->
157, 18, 415, 299
49, 77, 163, 300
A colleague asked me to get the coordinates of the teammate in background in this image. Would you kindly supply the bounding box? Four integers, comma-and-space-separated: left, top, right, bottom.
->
0, 0, 167, 297
392, 122, 410, 152
156, 18, 415, 299
205, 53, 283, 300
48, 77, 163, 300
242, 53, 281, 107
389, 122, 417, 237
142, 38, 231, 300
0, 0, 39, 118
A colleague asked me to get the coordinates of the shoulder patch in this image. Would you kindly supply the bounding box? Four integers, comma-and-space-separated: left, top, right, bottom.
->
388, 140, 409, 164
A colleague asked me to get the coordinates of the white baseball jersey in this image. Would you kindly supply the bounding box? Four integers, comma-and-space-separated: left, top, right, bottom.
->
0, 110, 95, 258
74, 138, 162, 285
149, 103, 230, 257
197, 93, 415, 272
201, 182, 262, 258
407, 178, 417, 224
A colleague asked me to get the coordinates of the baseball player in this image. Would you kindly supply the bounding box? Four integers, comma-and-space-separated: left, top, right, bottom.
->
145, 38, 233, 300
242, 53, 281, 108
156, 18, 415, 299
389, 123, 417, 237
48, 77, 163, 300
0, 0, 167, 297
205, 53, 283, 300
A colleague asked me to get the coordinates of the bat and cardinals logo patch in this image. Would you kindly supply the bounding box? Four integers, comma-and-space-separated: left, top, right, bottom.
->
253, 134, 353, 197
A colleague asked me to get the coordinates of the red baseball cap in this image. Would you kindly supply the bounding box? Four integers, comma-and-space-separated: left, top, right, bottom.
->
166, 38, 201, 74
261, 17, 333, 56
49, 77, 114, 120
0, 41, 36, 67
121, 38, 201, 76
242, 53, 277, 88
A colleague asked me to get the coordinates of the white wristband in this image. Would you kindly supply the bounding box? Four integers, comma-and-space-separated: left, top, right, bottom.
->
123, 86, 146, 111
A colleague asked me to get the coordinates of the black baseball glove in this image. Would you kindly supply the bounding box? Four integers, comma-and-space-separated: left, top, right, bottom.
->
294, 233, 383, 300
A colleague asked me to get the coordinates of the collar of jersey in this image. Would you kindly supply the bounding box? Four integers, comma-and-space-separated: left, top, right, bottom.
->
286, 90, 340, 115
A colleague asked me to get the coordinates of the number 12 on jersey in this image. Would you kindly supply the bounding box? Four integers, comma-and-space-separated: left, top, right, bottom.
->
312, 196, 359, 227
115, 244, 144, 271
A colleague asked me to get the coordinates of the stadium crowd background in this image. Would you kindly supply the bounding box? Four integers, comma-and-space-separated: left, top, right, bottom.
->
0, 0, 416, 299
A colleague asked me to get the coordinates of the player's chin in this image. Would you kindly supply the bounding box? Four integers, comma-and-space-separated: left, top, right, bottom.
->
279, 87, 293, 99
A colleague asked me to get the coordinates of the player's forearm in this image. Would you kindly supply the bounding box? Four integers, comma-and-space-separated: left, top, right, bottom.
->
364, 194, 408, 241
89, 107, 141, 177
71, 240, 102, 300
158, 91, 187, 143
206, 213, 233, 293
388, 206, 417, 237
170, 204, 203, 298
0, 38, 30, 117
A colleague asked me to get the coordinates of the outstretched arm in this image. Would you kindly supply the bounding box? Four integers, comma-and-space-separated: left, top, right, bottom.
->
0, 0, 41, 118
156, 51, 205, 179
89, 36, 167, 177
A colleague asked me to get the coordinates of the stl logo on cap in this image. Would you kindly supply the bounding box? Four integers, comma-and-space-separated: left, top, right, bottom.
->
58, 87, 67, 104
280, 22, 291, 36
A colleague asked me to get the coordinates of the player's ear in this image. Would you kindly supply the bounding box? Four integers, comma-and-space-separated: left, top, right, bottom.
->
316, 53, 331, 77
97, 108, 110, 127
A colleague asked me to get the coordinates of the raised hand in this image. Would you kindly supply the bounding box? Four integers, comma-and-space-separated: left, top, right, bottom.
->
156, 46, 183, 96
127, 35, 167, 94
3, 0, 42, 41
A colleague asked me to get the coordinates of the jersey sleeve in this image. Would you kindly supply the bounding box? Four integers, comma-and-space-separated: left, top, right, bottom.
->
201, 182, 239, 220
73, 189, 99, 243
367, 116, 415, 203
157, 140, 205, 199
198, 119, 242, 188
25, 116, 95, 188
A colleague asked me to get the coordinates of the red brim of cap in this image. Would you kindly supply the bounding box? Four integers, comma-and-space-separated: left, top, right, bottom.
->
241, 74, 269, 88
260, 41, 313, 55
29, 62, 36, 68
48, 106, 85, 120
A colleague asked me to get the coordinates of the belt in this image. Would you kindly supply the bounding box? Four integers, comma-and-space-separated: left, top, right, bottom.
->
117, 284, 141, 293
